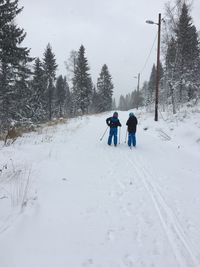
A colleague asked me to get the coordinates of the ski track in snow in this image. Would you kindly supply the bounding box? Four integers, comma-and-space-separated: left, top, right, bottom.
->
124, 152, 199, 267
0, 113, 200, 267
102, 144, 200, 266
97, 116, 200, 266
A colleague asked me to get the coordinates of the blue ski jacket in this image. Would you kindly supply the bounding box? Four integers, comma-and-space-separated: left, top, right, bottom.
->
106, 117, 122, 128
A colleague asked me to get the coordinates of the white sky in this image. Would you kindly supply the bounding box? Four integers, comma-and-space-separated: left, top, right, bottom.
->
17, 0, 200, 101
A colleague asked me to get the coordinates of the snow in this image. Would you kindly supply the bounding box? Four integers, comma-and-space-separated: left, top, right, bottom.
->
0, 105, 200, 267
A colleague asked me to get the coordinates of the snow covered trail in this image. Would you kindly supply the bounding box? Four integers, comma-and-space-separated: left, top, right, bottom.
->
0, 111, 200, 267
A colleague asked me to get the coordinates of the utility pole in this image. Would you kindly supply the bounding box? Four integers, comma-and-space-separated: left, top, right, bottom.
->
146, 13, 161, 121
155, 13, 161, 121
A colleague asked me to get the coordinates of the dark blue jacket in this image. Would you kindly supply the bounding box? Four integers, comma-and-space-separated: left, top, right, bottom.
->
106, 117, 121, 128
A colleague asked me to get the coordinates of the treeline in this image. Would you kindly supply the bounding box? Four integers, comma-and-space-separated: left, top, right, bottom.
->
119, 0, 200, 113
118, 91, 143, 111
0, 1, 114, 132
142, 0, 200, 113
1, 1, 199, 131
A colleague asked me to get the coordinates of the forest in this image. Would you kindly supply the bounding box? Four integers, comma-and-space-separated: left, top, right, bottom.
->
0, 0, 200, 133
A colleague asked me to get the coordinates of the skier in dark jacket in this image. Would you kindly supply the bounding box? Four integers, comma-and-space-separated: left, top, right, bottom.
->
106, 112, 121, 146
126, 112, 138, 147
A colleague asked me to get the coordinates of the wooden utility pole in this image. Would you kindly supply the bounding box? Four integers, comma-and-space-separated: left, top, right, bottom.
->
155, 13, 161, 121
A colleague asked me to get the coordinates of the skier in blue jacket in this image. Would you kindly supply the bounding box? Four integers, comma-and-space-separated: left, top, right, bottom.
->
106, 112, 121, 146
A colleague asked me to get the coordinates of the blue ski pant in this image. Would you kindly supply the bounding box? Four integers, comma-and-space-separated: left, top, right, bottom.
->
108, 127, 118, 146
128, 132, 136, 147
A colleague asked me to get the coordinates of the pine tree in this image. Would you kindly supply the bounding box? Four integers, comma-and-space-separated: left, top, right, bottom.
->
0, 0, 32, 129
43, 43, 58, 120
72, 45, 92, 115
97, 64, 114, 112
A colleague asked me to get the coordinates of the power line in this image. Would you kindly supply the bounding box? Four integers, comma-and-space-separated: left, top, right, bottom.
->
163, 0, 183, 20
140, 32, 158, 75
139, 0, 182, 79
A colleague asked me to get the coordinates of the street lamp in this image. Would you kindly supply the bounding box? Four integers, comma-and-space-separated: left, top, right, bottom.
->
134, 73, 140, 110
146, 13, 161, 121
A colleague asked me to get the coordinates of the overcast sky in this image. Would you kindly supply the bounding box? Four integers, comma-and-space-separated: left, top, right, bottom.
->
17, 0, 200, 101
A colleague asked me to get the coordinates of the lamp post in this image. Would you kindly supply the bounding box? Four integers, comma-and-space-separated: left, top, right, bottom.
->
134, 73, 140, 110
146, 13, 161, 121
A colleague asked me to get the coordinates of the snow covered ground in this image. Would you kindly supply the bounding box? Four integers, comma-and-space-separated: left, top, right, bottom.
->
0, 105, 200, 267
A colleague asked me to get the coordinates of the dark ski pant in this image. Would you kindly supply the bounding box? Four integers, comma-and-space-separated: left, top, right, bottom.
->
128, 132, 136, 147
108, 127, 118, 146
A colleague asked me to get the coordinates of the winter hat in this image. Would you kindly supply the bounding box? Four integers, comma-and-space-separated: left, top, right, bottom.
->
129, 112, 134, 117
113, 112, 118, 117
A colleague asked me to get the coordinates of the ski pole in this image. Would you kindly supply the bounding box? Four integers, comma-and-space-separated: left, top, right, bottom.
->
125, 129, 128, 143
118, 127, 121, 144
100, 126, 109, 141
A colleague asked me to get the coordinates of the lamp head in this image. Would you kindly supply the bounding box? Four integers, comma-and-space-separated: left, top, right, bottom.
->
146, 20, 155, 24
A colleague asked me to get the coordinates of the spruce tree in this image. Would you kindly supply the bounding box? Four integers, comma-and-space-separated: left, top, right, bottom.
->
0, 0, 32, 129
118, 95, 126, 111
97, 64, 114, 112
158, 61, 166, 110
14, 62, 32, 122
43, 43, 58, 120
30, 58, 46, 122
125, 94, 131, 110
55, 75, 67, 117
112, 98, 116, 110
72, 45, 92, 115
63, 77, 71, 117
164, 1, 200, 108
141, 81, 148, 103
165, 37, 177, 113
65, 50, 78, 87
175, 3, 200, 102
147, 64, 156, 108
90, 86, 99, 113
130, 90, 143, 109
